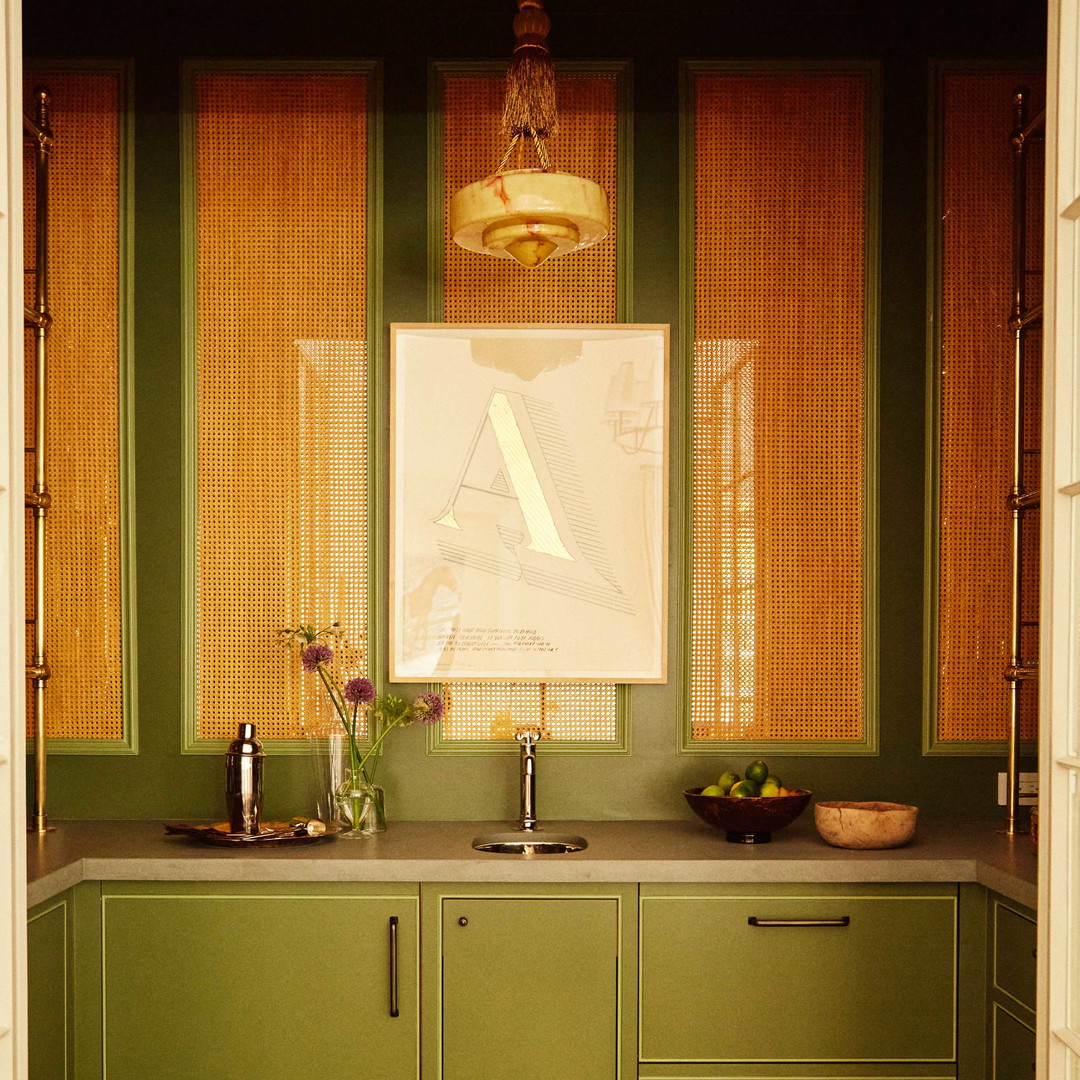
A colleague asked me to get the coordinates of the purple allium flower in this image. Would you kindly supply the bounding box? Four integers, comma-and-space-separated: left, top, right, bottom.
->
301, 643, 333, 672
344, 676, 376, 706
412, 691, 445, 726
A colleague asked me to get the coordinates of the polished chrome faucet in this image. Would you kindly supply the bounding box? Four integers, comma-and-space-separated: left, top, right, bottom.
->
516, 729, 541, 831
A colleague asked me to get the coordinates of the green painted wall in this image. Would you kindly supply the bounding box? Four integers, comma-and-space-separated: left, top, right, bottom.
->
24, 0, 1046, 823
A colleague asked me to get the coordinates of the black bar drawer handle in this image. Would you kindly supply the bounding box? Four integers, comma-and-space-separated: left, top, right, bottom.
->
747, 916, 851, 927
389, 916, 399, 1017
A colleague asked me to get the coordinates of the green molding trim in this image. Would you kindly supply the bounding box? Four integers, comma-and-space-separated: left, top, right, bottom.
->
180, 59, 381, 755
424, 59, 635, 755
23, 58, 138, 756
677, 59, 882, 757
922, 60, 1043, 757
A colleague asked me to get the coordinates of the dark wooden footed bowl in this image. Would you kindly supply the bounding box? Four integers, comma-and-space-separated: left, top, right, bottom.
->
683, 787, 813, 844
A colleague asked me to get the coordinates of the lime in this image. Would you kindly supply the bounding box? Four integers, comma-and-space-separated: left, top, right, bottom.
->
717, 770, 740, 794
729, 779, 760, 798
745, 760, 769, 785
759, 780, 781, 798
700, 784, 725, 796
766, 774, 783, 789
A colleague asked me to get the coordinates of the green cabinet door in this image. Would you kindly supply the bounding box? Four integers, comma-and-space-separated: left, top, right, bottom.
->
440, 897, 620, 1080
640, 889, 957, 1063
992, 900, 1037, 1013
101, 884, 418, 1080
27, 897, 69, 1080
992, 1005, 1035, 1080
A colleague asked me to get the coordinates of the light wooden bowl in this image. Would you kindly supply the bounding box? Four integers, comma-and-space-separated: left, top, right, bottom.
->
814, 801, 918, 849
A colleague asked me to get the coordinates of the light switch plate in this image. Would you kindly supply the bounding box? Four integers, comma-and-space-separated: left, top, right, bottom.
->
997, 771, 1038, 805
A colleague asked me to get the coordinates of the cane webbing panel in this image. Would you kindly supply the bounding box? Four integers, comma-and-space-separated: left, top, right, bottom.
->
439, 69, 619, 742
936, 72, 1043, 743
24, 70, 124, 740
690, 72, 867, 742
193, 71, 369, 740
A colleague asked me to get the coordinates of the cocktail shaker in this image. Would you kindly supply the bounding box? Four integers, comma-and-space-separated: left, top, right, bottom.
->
225, 722, 264, 835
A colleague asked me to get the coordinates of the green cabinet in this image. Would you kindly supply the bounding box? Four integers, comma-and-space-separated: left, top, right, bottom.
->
638, 1067, 957, 1079
639, 884, 957, 1065
991, 898, 1036, 1014
987, 894, 1037, 1080
100, 882, 419, 1080
423, 884, 636, 1080
27, 893, 71, 1080
991, 1005, 1035, 1080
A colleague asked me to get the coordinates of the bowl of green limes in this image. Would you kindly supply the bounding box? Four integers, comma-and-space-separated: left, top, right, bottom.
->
684, 760, 811, 844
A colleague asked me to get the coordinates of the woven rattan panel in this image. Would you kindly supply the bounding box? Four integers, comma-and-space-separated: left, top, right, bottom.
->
937, 72, 1044, 743
194, 71, 368, 740
439, 69, 619, 741
690, 72, 867, 742
24, 70, 124, 740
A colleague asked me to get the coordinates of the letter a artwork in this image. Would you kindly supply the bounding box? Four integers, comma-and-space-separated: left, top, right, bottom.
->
432, 389, 632, 615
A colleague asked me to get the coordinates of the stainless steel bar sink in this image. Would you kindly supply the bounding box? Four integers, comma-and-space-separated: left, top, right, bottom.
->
471, 831, 587, 855
471, 729, 587, 854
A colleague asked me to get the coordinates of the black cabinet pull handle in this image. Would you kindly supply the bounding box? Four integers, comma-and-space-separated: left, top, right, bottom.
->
747, 916, 851, 927
389, 916, 399, 1018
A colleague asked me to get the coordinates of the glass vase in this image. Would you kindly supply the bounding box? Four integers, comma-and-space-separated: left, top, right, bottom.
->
306, 726, 386, 838
336, 777, 386, 838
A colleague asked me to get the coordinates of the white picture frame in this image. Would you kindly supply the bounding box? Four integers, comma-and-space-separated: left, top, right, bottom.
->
390, 323, 668, 682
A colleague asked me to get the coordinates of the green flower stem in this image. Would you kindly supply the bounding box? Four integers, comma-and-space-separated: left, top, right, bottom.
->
357, 717, 403, 778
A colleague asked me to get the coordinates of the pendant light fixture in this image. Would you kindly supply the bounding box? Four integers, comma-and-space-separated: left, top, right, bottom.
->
449, 0, 610, 269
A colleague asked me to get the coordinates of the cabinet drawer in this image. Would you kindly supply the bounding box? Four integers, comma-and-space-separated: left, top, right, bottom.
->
992, 900, 1036, 1013
640, 891, 956, 1063
638, 1068, 956, 1079
992, 1004, 1035, 1080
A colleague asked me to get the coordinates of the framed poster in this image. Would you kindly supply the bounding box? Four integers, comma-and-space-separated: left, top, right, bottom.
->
390, 324, 668, 682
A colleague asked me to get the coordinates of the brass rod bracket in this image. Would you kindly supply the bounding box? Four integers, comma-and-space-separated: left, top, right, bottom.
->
23, 306, 51, 329
1008, 303, 1043, 331
25, 662, 51, 682
25, 490, 51, 510
1007, 489, 1041, 511
1004, 664, 1038, 682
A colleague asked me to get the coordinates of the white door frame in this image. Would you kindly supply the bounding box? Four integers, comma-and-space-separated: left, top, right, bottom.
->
0, 0, 28, 1074
1040, 1, 1080, 1077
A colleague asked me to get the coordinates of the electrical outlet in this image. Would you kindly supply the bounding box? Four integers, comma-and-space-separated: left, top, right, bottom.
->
997, 772, 1039, 805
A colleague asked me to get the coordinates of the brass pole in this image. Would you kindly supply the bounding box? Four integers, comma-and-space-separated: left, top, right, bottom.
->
25, 87, 53, 835
1002, 88, 1043, 836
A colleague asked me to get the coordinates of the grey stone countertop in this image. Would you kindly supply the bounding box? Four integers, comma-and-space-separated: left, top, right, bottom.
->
26, 816, 1038, 910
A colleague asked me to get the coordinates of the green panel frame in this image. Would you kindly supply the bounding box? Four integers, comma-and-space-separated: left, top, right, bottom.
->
25, 58, 138, 756
179, 59, 383, 755
420, 882, 638, 1080
423, 59, 637, 756
678, 60, 882, 757
921, 60, 1043, 757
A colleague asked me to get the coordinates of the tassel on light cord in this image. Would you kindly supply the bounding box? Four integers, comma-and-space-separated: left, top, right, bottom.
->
502, 0, 558, 167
